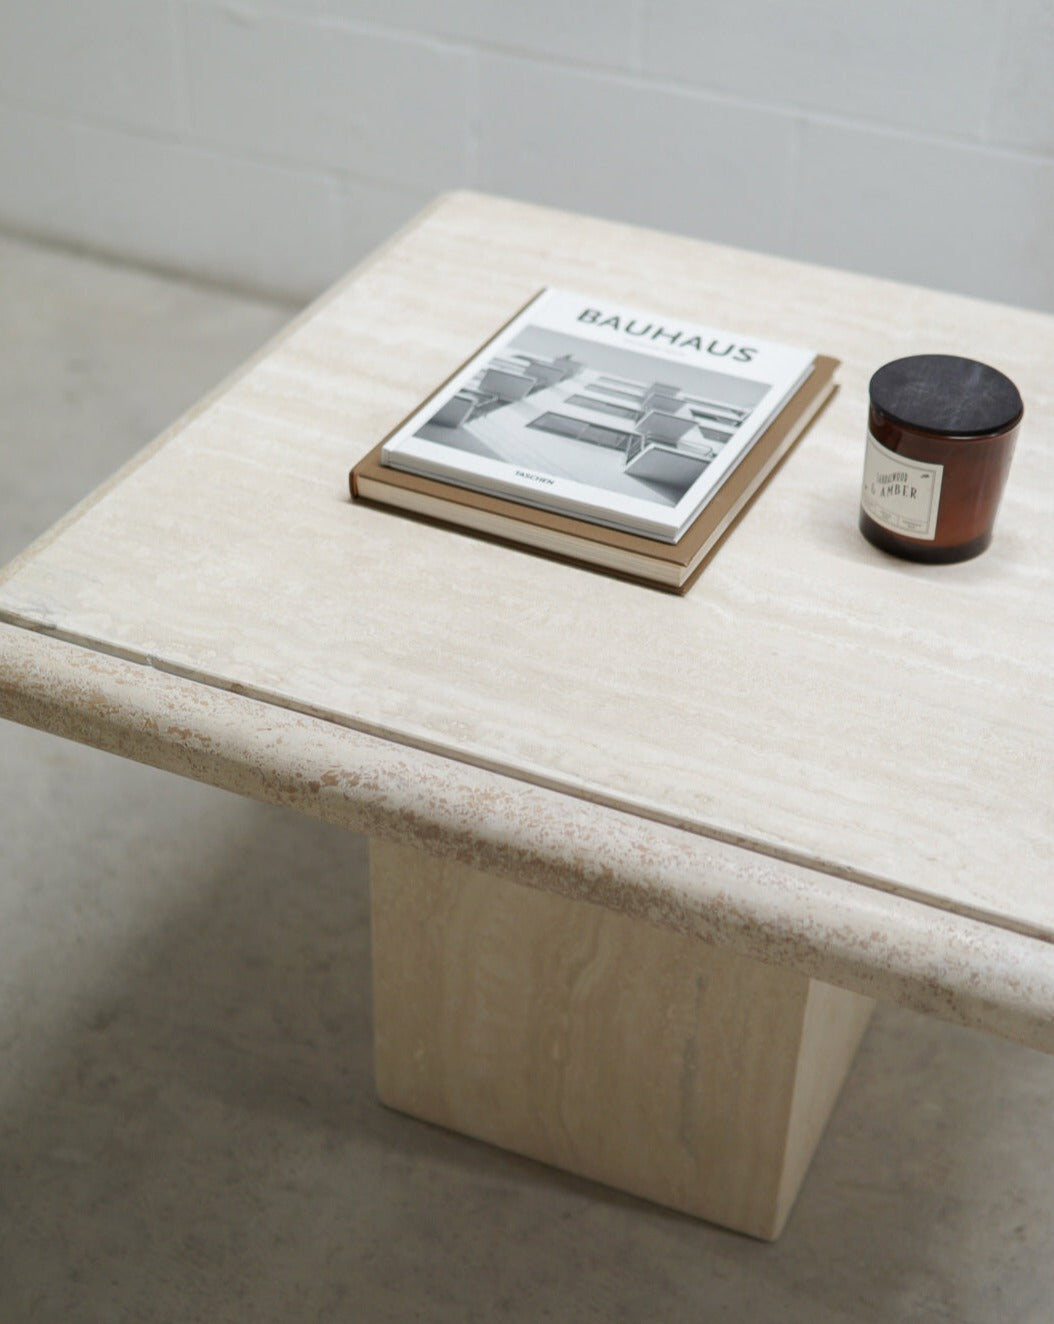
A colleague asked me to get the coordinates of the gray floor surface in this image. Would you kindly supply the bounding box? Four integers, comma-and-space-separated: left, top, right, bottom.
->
1, 232, 1053, 1323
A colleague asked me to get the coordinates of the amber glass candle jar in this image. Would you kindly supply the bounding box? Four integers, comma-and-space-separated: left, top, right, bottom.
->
859, 354, 1023, 563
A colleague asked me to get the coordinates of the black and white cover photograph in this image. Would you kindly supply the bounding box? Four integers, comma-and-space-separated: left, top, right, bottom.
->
381, 289, 815, 541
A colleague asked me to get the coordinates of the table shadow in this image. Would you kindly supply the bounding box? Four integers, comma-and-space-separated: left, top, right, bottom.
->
0, 729, 1052, 1324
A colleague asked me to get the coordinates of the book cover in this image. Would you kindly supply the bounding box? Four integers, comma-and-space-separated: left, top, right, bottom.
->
352, 354, 839, 593
378, 288, 817, 543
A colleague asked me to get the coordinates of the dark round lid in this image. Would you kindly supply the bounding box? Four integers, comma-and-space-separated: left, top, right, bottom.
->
869, 354, 1023, 437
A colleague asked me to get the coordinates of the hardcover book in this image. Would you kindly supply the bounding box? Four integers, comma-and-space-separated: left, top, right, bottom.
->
351, 288, 838, 591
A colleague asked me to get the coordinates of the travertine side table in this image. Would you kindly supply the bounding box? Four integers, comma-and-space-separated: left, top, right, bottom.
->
2, 194, 1052, 1240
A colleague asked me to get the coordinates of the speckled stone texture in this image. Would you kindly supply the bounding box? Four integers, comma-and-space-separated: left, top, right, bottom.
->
3, 195, 1053, 1056
2, 233, 1054, 1320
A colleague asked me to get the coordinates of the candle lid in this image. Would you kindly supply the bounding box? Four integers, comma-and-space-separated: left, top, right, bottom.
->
869, 354, 1023, 438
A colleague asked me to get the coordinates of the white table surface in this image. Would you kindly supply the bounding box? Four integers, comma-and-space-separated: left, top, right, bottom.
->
2, 192, 1052, 1048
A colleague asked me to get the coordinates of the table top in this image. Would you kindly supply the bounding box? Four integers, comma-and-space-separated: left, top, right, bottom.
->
2, 192, 1052, 1048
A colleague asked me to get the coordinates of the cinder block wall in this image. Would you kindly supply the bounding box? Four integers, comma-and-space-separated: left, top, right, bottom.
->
1, 1, 1051, 309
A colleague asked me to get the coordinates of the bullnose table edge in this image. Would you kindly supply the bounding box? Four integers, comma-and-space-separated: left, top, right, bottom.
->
2, 621, 1052, 1055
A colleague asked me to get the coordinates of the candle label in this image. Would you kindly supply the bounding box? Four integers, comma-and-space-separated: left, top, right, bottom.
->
860, 432, 943, 540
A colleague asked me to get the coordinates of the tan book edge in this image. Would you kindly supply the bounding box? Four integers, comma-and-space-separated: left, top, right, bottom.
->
351, 355, 839, 594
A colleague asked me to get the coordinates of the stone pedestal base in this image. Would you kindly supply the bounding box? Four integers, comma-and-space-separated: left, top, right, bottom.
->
371, 839, 874, 1240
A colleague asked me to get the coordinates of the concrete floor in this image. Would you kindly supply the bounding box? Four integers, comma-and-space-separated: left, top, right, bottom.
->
1, 233, 1054, 1323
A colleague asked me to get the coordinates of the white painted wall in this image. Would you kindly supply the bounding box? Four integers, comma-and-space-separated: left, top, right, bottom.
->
0, 1, 1051, 310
